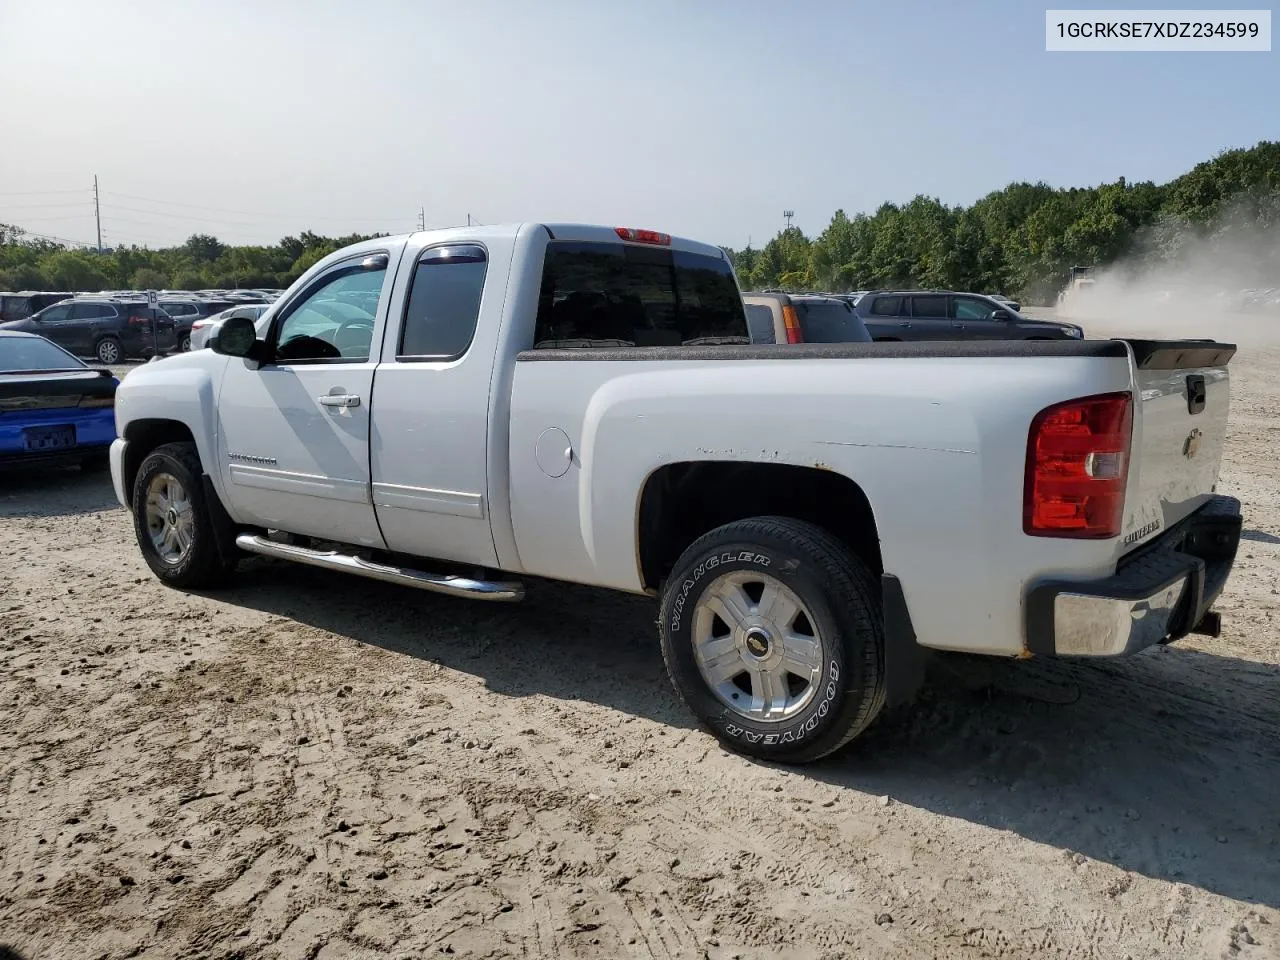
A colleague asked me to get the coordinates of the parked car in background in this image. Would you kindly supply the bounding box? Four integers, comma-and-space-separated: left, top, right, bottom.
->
743, 292, 871, 344
189, 303, 271, 351
0, 291, 73, 324
854, 291, 1083, 341
160, 298, 239, 352
0, 331, 117, 470
0, 296, 178, 363
989, 294, 1022, 311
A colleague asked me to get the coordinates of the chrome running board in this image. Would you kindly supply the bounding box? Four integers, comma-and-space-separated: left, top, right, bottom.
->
234, 534, 524, 602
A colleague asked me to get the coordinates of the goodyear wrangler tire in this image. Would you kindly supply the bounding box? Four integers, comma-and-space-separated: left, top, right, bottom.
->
659, 516, 885, 763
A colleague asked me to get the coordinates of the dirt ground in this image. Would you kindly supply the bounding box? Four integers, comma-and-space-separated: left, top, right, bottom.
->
2, 318, 1278, 960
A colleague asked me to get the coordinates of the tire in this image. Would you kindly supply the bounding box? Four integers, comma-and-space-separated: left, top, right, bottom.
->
180, 334, 192, 352
132, 441, 237, 588
95, 337, 122, 364
659, 516, 885, 764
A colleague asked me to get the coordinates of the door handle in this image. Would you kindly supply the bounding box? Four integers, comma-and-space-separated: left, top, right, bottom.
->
319, 393, 361, 408
954, 323, 967, 330
899, 321, 911, 327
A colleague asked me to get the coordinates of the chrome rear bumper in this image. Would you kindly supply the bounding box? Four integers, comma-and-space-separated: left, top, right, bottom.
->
1026, 495, 1242, 657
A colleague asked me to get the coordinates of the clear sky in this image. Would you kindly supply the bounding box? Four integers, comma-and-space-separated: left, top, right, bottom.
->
0, 0, 1274, 250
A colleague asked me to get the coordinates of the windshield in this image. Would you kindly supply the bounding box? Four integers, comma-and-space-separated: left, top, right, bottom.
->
0, 335, 87, 372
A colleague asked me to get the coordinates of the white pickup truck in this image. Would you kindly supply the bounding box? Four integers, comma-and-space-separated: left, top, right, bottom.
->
109, 223, 1243, 764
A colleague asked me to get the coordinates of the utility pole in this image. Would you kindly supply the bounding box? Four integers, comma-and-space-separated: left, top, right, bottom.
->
783, 210, 794, 231
416, 206, 425, 231
93, 175, 102, 252
466, 213, 471, 227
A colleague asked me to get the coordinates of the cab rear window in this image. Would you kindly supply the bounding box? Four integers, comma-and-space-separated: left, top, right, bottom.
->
533, 241, 747, 348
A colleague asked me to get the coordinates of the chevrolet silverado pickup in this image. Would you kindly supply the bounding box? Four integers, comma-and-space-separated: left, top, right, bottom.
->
108, 223, 1242, 764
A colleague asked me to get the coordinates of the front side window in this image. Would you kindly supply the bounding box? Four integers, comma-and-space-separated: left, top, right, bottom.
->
398, 245, 487, 360
272, 255, 387, 363
953, 296, 995, 320
533, 241, 747, 348
37, 304, 73, 323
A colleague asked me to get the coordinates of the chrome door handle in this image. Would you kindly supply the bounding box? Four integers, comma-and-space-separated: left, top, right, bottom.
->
899, 321, 911, 327
319, 394, 361, 408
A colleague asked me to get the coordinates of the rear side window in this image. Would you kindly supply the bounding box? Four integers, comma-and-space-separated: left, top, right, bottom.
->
744, 303, 777, 344
910, 295, 948, 318
533, 241, 747, 348
398, 245, 488, 360
795, 300, 871, 343
869, 296, 902, 317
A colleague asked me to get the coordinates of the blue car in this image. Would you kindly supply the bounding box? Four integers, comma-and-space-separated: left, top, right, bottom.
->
0, 330, 118, 470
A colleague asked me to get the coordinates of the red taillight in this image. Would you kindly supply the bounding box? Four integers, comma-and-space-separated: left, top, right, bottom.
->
614, 226, 671, 246
781, 305, 803, 344
127, 314, 150, 327
1024, 392, 1133, 538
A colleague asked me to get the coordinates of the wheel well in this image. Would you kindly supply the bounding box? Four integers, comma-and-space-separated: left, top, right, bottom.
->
122, 419, 197, 500
637, 461, 882, 591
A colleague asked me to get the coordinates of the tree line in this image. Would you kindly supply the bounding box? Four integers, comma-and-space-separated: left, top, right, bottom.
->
0, 230, 382, 295
2, 141, 1277, 302
728, 140, 1280, 303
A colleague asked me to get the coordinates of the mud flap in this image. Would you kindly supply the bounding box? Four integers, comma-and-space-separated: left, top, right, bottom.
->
882, 574, 928, 706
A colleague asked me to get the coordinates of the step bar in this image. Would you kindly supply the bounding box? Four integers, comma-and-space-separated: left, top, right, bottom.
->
234, 534, 524, 602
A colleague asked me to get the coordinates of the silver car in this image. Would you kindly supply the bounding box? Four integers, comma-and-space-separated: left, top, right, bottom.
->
189, 304, 270, 351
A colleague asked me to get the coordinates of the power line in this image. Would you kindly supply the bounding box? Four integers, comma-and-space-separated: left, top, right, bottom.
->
0, 214, 95, 222
103, 190, 411, 223
0, 201, 93, 210
0, 189, 90, 198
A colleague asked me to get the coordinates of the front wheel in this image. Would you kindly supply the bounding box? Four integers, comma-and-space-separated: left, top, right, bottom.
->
659, 516, 885, 764
95, 337, 122, 364
180, 334, 192, 352
132, 441, 237, 588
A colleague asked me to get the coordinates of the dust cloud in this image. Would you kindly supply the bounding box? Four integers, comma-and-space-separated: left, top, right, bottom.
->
1054, 213, 1280, 348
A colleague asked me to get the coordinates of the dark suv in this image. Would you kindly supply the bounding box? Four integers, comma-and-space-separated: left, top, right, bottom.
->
742, 292, 872, 344
0, 297, 177, 363
854, 291, 1083, 341
0, 291, 73, 323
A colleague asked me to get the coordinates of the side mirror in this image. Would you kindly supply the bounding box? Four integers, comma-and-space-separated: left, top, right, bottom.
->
991, 309, 1011, 321
211, 316, 262, 360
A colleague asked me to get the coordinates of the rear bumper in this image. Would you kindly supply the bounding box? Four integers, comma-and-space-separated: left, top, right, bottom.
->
1025, 495, 1242, 657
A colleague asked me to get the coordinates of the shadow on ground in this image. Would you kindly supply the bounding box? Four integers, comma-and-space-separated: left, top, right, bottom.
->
0, 464, 120, 518
1243, 527, 1280, 545
218, 557, 1280, 909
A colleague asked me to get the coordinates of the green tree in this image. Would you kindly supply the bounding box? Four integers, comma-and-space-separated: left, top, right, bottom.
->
40, 251, 109, 291
132, 267, 170, 289
182, 233, 225, 264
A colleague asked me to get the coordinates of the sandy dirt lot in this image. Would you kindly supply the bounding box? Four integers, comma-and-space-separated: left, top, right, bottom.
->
2, 320, 1278, 960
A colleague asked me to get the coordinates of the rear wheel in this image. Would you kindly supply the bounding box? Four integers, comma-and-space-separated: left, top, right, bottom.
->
95, 337, 122, 364
659, 516, 885, 763
132, 441, 237, 588
180, 333, 192, 352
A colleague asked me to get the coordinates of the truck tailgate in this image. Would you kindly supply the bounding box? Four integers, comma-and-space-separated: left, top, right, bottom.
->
1123, 340, 1235, 549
